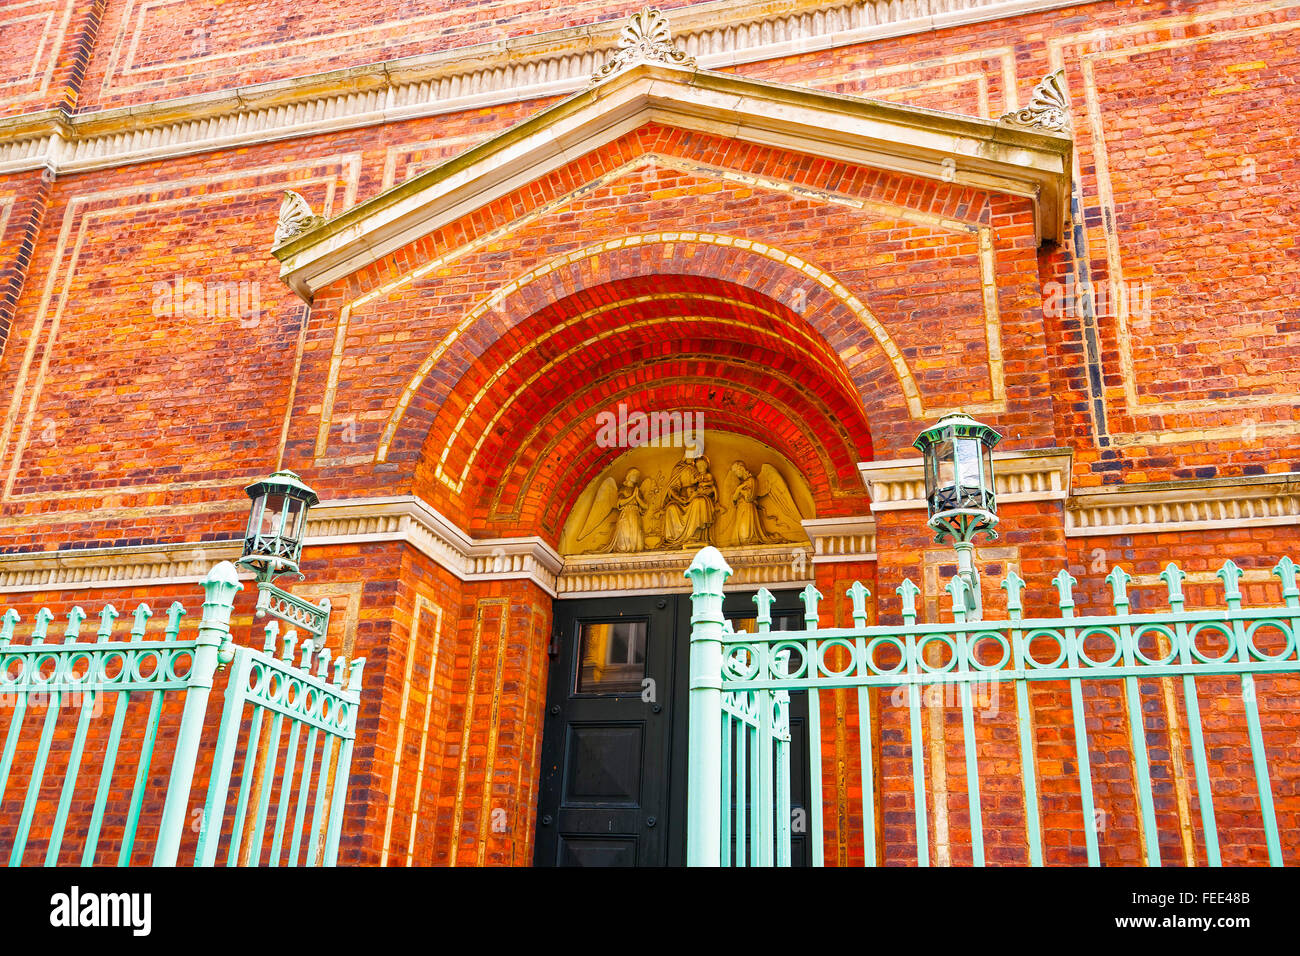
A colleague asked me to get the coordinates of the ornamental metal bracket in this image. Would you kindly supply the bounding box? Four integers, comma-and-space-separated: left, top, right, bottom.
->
253, 580, 332, 643
591, 7, 697, 84
272, 190, 327, 248
999, 69, 1071, 133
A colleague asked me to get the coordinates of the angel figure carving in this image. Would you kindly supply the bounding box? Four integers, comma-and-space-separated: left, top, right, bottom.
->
575, 468, 656, 553
718, 461, 804, 547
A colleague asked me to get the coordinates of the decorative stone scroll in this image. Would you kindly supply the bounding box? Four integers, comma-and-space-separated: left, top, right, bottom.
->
999, 70, 1070, 132
591, 7, 697, 83
272, 190, 327, 247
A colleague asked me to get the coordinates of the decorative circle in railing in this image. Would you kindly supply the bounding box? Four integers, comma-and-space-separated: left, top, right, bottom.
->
816, 638, 858, 678
32, 652, 58, 684
865, 636, 907, 676
99, 651, 127, 682
769, 641, 808, 679
967, 631, 1011, 672
1187, 621, 1236, 665
1130, 623, 1179, 666
1075, 626, 1123, 668
1022, 629, 1067, 669
724, 646, 758, 680
1245, 620, 1294, 662
1, 656, 24, 683
133, 650, 161, 681
916, 634, 957, 674
68, 653, 93, 682
168, 650, 193, 680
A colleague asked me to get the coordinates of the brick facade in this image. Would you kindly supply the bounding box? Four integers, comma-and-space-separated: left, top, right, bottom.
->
0, 0, 1297, 866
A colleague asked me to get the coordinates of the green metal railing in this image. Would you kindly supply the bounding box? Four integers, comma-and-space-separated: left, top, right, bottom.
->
0, 561, 364, 867
685, 546, 1300, 867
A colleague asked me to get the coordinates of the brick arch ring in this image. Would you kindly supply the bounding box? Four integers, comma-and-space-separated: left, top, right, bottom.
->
375, 232, 925, 463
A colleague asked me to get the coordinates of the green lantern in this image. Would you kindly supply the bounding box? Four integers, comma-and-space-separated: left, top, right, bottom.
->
912, 413, 1002, 619
913, 412, 1001, 522
240, 470, 319, 580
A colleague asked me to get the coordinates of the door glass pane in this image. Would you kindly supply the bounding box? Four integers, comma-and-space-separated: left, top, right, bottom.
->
576, 620, 647, 694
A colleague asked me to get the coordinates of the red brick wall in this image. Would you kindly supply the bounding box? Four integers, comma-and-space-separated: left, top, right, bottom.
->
2, 0, 1299, 866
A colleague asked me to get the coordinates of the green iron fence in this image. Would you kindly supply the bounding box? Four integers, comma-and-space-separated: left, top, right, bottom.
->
685, 545, 1300, 867
0, 561, 364, 867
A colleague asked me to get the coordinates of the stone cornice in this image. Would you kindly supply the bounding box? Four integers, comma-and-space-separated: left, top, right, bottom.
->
0, 496, 565, 597
801, 515, 878, 562
2, 474, 1295, 594
0, 0, 1086, 182
1065, 473, 1300, 538
274, 59, 1071, 298
858, 448, 1074, 511
558, 544, 815, 598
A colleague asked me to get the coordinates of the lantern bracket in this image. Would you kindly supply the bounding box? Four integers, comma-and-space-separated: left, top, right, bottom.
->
928, 508, 999, 621
249, 578, 332, 643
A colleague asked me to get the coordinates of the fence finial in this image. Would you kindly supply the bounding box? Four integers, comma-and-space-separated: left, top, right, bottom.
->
1001, 568, 1026, 620
263, 619, 280, 653
799, 584, 823, 630
1273, 556, 1299, 608
753, 587, 775, 633
131, 603, 153, 638
685, 546, 733, 595
1159, 562, 1186, 610
847, 581, 871, 628
1052, 570, 1078, 616
63, 606, 87, 642
316, 644, 332, 678
32, 607, 55, 644
347, 657, 367, 692
299, 638, 315, 669
1216, 559, 1243, 610
333, 654, 347, 687
281, 628, 298, 663
0, 608, 19, 645
896, 578, 920, 625
1106, 565, 1132, 611
165, 601, 187, 640
97, 604, 119, 642
946, 576, 968, 620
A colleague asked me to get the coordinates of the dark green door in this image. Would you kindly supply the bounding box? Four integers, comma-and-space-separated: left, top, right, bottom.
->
534, 590, 810, 866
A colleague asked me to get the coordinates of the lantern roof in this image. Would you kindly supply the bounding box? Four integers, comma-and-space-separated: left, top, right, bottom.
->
243, 469, 320, 507
912, 413, 1002, 454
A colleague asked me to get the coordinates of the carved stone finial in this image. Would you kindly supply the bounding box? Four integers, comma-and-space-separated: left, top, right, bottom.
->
999, 70, 1070, 133
591, 7, 697, 84
273, 190, 327, 247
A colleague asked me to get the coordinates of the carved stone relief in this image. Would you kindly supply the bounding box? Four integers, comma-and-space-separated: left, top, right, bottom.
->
561, 434, 813, 557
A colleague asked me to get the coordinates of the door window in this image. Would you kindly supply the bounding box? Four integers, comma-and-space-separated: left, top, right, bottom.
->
575, 620, 647, 694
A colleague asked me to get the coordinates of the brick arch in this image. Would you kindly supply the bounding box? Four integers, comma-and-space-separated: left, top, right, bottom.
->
406, 271, 877, 537
378, 233, 921, 469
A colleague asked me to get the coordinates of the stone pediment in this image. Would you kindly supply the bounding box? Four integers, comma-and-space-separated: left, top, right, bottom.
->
273, 54, 1072, 301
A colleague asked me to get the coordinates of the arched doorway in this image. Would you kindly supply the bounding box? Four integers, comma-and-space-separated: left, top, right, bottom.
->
407, 271, 876, 865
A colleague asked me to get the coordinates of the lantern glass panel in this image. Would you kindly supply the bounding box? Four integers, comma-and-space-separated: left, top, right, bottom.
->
955, 437, 984, 507
259, 493, 288, 539
245, 495, 265, 541
930, 437, 955, 512
982, 443, 995, 503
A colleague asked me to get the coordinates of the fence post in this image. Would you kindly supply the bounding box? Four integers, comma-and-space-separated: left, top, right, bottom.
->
685, 546, 731, 867
154, 561, 242, 866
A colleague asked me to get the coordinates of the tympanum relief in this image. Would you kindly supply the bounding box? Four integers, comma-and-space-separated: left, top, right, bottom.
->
561, 435, 812, 556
